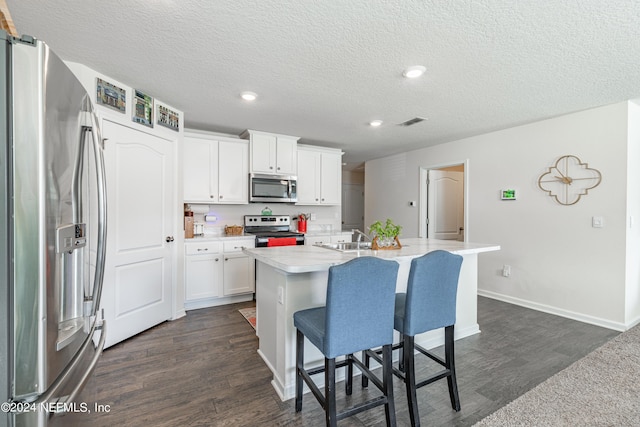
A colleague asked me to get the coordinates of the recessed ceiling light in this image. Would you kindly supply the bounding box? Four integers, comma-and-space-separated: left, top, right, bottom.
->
370, 120, 383, 127
240, 91, 257, 101
403, 65, 426, 78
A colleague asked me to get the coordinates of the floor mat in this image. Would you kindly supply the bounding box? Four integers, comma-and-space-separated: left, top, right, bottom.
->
238, 307, 256, 330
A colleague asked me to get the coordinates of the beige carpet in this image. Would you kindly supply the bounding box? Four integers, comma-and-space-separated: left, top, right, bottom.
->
474, 324, 640, 426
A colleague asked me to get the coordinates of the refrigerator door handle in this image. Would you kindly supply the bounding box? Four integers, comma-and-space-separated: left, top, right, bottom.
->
32, 319, 106, 414
85, 109, 107, 317
56, 320, 107, 415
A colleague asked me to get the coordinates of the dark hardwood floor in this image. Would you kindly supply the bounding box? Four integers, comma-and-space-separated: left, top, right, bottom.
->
87, 297, 618, 426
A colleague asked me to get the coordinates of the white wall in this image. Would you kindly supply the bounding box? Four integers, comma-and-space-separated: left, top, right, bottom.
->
367, 102, 639, 330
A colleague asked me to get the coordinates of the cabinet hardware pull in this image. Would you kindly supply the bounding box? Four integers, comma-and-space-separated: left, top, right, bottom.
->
224, 258, 229, 261
197, 248, 208, 251
166, 236, 174, 242
220, 195, 223, 199
215, 258, 219, 261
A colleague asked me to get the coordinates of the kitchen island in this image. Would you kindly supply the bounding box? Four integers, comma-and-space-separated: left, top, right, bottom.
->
243, 238, 500, 401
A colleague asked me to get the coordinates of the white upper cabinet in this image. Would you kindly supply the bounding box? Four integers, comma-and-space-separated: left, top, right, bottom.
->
218, 140, 249, 203
242, 130, 299, 175
183, 136, 219, 203
183, 134, 248, 204
296, 145, 342, 205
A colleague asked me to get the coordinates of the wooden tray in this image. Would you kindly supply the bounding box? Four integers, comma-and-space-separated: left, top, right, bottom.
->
371, 236, 402, 250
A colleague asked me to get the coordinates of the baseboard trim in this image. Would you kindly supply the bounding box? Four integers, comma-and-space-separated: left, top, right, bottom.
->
184, 294, 253, 311
478, 290, 627, 332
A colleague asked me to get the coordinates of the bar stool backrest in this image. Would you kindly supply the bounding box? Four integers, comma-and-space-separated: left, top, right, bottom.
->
324, 257, 399, 359
404, 250, 463, 336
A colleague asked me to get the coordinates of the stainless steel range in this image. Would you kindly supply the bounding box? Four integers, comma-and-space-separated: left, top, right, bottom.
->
244, 215, 305, 247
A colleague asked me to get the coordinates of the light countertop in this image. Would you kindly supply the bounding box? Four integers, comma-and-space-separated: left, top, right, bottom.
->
243, 238, 500, 273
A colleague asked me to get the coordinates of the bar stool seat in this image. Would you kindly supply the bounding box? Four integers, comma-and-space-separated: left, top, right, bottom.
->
294, 256, 399, 427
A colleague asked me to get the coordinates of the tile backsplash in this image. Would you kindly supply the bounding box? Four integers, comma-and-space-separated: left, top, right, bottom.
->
185, 203, 343, 236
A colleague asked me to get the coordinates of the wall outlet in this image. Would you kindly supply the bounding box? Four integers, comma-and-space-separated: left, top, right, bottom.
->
502, 265, 511, 277
310, 213, 317, 220
592, 216, 604, 228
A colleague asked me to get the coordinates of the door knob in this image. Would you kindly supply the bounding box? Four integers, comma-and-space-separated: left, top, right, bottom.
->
166, 236, 174, 242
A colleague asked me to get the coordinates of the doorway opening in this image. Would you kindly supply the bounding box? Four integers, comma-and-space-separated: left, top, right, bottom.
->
342, 166, 365, 232
419, 161, 468, 241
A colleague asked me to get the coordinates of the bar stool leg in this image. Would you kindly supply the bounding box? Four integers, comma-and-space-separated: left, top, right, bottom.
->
445, 325, 461, 411
295, 330, 304, 412
398, 335, 405, 372
346, 354, 353, 395
325, 357, 337, 427
362, 350, 370, 388
404, 335, 420, 427
382, 344, 397, 427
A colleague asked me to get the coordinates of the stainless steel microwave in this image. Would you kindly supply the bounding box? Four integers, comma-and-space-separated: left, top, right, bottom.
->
249, 173, 297, 203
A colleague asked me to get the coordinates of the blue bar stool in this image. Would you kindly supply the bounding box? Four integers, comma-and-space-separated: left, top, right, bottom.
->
293, 257, 399, 427
364, 250, 463, 427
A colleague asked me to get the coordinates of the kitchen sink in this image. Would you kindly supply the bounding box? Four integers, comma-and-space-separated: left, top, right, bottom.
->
317, 241, 372, 252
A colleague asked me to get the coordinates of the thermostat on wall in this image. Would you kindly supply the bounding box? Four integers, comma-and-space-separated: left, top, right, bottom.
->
501, 189, 516, 200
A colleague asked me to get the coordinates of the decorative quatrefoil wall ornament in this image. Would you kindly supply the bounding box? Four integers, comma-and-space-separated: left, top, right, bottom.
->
537, 155, 602, 206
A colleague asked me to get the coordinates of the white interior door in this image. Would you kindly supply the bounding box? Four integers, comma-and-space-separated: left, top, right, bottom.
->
427, 170, 464, 240
101, 120, 175, 347
342, 183, 364, 232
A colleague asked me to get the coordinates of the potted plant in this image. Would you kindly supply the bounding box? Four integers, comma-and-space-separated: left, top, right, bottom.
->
368, 218, 402, 249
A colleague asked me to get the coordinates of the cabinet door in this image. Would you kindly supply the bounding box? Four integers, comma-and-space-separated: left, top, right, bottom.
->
320, 152, 341, 205
184, 137, 217, 202
276, 136, 298, 175
218, 140, 248, 203
251, 133, 277, 174
223, 253, 255, 295
296, 149, 320, 205
185, 254, 223, 300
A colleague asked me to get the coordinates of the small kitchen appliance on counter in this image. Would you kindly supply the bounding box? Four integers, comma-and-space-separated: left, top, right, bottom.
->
244, 215, 305, 247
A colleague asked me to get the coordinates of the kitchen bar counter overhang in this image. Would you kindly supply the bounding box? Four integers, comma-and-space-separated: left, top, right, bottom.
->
243, 238, 500, 401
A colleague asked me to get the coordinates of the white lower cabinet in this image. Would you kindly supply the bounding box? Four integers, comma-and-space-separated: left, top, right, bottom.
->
222, 240, 255, 295
304, 232, 353, 246
184, 239, 255, 310
223, 253, 255, 295
185, 243, 223, 300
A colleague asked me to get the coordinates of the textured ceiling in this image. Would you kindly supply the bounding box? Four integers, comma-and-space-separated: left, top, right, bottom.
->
7, 1, 640, 166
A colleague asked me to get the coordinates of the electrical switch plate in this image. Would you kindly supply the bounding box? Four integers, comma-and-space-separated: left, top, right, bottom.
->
502, 265, 511, 277
592, 216, 604, 228
277, 287, 284, 304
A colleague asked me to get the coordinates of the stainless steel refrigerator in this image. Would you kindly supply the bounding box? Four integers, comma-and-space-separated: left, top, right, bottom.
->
1, 32, 107, 426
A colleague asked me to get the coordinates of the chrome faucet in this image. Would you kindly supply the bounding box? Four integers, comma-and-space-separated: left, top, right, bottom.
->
353, 229, 371, 248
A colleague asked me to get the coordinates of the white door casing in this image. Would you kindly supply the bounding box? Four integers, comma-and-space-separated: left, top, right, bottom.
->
101, 120, 175, 348
427, 170, 464, 240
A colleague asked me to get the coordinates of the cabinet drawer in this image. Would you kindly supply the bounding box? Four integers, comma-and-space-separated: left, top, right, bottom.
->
331, 233, 353, 243
185, 242, 222, 255
223, 239, 255, 252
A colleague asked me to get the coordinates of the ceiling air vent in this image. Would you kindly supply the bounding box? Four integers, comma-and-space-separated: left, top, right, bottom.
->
397, 116, 427, 127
